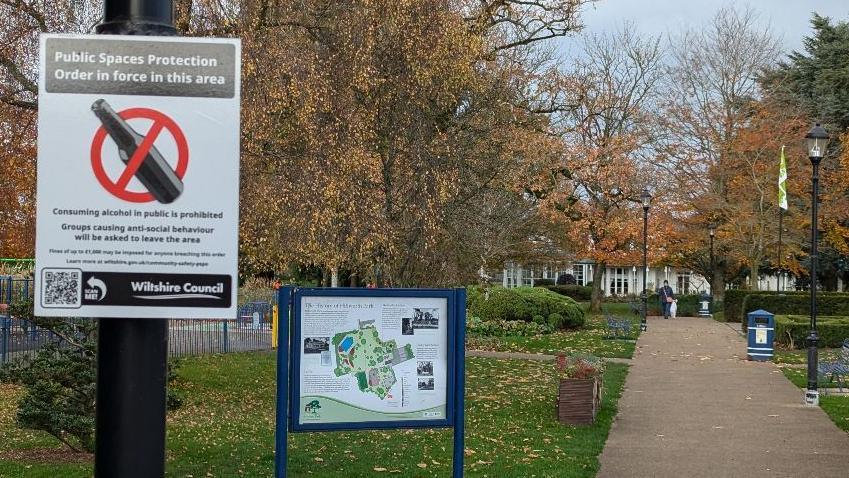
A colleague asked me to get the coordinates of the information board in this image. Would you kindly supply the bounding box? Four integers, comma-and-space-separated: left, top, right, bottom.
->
34, 34, 240, 318
289, 289, 457, 430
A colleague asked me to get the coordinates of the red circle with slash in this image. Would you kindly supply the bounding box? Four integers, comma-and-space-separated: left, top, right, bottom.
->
90, 107, 189, 203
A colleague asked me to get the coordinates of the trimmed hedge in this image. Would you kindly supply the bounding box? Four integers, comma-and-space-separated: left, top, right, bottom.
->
532, 278, 555, 287
545, 285, 593, 301
725, 290, 810, 323
467, 286, 585, 329
646, 293, 703, 317
724, 290, 849, 328
723, 290, 751, 323
775, 315, 849, 349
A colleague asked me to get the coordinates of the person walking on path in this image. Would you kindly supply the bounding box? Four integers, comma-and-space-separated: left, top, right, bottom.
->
659, 280, 674, 319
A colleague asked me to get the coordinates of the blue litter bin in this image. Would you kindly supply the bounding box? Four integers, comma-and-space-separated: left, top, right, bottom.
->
698, 293, 712, 317
747, 309, 775, 361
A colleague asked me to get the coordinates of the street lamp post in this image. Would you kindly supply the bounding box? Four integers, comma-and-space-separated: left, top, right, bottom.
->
640, 189, 652, 332
708, 222, 716, 295
805, 123, 829, 406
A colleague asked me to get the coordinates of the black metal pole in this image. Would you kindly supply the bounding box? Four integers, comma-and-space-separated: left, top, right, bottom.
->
95, 2, 174, 477
709, 235, 714, 276
96, 320, 168, 477
641, 207, 648, 332
98, 0, 176, 35
806, 158, 821, 403
778, 209, 783, 291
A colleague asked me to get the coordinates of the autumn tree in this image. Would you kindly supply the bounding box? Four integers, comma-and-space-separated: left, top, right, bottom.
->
0, 0, 591, 286
720, 99, 809, 289
0, 1, 102, 257
0, 104, 36, 257
238, 0, 589, 286
541, 26, 665, 311
660, 6, 780, 299
763, 13, 849, 290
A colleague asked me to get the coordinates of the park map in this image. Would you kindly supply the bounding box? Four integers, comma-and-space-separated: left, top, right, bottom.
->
332, 323, 414, 400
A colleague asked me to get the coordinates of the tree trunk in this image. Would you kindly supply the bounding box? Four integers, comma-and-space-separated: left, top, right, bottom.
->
331, 267, 339, 288
711, 263, 726, 302
589, 263, 605, 312
374, 264, 384, 288
349, 272, 359, 287
748, 257, 760, 291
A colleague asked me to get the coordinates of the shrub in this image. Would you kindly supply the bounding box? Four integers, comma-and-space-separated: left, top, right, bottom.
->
0, 298, 182, 453
532, 314, 546, 325
556, 273, 577, 285
645, 293, 703, 316
465, 316, 554, 337
775, 315, 849, 349
723, 290, 849, 328
546, 285, 593, 301
723, 290, 752, 323
467, 286, 584, 329
547, 312, 565, 329
533, 278, 555, 287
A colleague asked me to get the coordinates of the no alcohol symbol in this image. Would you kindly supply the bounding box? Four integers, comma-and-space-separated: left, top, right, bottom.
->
90, 99, 189, 204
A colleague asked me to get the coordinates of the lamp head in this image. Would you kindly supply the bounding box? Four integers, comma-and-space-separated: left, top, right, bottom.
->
640, 188, 652, 210
805, 123, 829, 161
708, 222, 716, 237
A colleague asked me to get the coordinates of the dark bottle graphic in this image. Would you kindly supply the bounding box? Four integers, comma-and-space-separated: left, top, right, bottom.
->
91, 99, 183, 203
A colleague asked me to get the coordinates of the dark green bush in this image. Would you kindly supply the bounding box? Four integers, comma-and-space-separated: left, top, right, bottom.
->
465, 316, 554, 337
556, 273, 576, 285
466, 286, 584, 329
547, 312, 565, 329
0, 298, 182, 453
723, 290, 752, 323
546, 285, 593, 301
723, 290, 849, 328
645, 293, 703, 316
532, 314, 546, 325
775, 315, 849, 349
533, 278, 555, 287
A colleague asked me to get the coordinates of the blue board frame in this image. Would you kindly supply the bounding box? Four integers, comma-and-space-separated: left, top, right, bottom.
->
290, 287, 456, 431
274, 286, 466, 478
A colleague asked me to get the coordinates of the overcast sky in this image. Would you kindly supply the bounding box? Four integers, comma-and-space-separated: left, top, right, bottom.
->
557, 0, 849, 58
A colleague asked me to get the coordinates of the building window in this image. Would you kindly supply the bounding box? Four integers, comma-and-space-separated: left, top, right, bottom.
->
677, 272, 691, 295
608, 268, 629, 296
523, 267, 535, 286
574, 264, 585, 286
505, 262, 519, 288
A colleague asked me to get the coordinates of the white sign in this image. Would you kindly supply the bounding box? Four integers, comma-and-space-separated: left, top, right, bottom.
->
34, 34, 241, 318
755, 328, 767, 345
297, 296, 449, 425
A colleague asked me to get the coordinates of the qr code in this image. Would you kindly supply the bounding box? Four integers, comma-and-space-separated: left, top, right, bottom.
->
42, 269, 82, 307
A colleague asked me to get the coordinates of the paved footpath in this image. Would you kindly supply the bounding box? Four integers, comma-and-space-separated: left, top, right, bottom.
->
597, 316, 849, 478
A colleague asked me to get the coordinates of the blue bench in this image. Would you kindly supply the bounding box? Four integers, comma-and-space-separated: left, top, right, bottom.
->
603, 306, 632, 339
818, 338, 849, 393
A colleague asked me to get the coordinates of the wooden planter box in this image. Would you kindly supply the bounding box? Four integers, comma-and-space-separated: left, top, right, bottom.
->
555, 377, 602, 425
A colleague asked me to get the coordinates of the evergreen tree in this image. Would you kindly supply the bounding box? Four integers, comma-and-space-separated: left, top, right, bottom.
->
766, 13, 849, 131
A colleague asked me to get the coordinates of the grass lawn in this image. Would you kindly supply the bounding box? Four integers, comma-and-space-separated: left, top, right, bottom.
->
0, 351, 629, 477
466, 302, 640, 359
774, 347, 841, 365
780, 367, 849, 434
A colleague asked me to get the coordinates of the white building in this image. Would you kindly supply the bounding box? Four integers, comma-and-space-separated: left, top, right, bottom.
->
495, 261, 711, 296
749, 273, 800, 292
